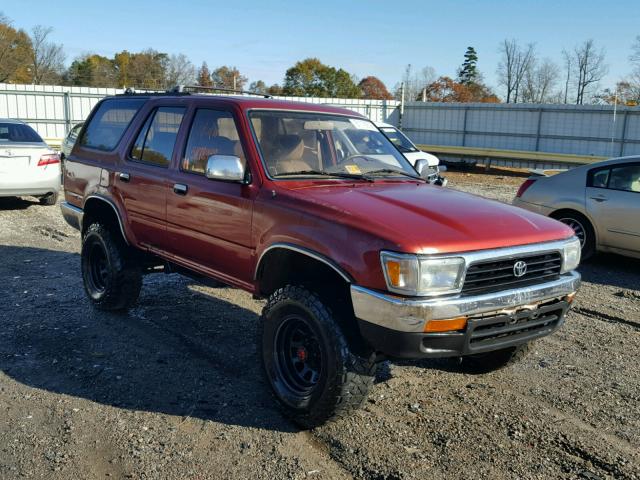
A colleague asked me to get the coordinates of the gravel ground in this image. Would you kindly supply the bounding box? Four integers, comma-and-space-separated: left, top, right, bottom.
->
0, 171, 639, 479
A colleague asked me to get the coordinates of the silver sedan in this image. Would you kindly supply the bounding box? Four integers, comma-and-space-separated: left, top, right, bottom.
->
513, 156, 640, 259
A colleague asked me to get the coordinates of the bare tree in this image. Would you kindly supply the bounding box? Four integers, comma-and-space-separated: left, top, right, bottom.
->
572, 40, 608, 104
163, 53, 196, 88
521, 58, 560, 103
30, 25, 65, 84
623, 36, 640, 105
395, 64, 437, 100
630, 35, 640, 66
497, 39, 535, 103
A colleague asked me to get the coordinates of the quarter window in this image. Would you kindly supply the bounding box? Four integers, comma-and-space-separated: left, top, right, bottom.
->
130, 107, 185, 167
78, 98, 146, 151
589, 168, 610, 188
182, 109, 246, 175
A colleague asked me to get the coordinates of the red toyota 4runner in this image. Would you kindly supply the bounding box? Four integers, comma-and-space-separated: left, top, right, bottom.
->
61, 89, 581, 428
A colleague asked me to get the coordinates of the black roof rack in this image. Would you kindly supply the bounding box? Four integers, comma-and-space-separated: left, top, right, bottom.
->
116, 87, 181, 97
115, 85, 272, 99
170, 85, 272, 98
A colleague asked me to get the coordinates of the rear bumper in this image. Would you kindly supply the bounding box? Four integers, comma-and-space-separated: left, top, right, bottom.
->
0, 174, 61, 197
60, 201, 83, 231
351, 271, 580, 359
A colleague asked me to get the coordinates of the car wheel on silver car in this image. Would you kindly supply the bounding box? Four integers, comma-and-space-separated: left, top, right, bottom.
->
552, 211, 595, 260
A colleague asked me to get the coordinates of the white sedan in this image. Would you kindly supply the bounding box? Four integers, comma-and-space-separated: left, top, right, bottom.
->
0, 119, 61, 205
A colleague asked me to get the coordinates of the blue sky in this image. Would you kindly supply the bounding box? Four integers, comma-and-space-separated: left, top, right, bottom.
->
6, 0, 640, 93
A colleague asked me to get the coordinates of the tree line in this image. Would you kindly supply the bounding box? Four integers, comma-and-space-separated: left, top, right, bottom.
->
1, 12, 638, 105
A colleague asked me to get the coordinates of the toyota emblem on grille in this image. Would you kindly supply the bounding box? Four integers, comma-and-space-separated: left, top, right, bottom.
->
513, 260, 528, 277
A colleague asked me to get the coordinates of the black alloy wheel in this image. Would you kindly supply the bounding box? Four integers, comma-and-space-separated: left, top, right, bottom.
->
273, 315, 323, 400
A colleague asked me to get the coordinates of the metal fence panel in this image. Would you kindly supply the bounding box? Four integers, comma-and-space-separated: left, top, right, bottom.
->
402, 102, 640, 159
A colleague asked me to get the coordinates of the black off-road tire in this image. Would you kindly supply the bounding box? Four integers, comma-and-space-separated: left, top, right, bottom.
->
39, 191, 58, 206
459, 343, 531, 374
259, 285, 376, 429
551, 210, 595, 260
81, 222, 142, 311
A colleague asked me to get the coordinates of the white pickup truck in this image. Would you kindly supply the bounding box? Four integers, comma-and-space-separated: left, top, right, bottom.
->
375, 121, 446, 186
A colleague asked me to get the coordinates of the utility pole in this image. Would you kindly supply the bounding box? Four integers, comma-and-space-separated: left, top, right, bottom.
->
399, 82, 405, 130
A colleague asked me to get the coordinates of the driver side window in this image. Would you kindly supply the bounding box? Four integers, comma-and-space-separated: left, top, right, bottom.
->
182, 109, 246, 175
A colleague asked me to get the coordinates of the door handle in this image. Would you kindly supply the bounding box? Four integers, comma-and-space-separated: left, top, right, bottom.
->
173, 183, 188, 195
590, 195, 607, 202
118, 172, 130, 182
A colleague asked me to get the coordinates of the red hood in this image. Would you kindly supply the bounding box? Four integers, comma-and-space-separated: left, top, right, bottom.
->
278, 181, 574, 254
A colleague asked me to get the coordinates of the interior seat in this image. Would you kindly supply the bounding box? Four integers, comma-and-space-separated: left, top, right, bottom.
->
273, 134, 312, 174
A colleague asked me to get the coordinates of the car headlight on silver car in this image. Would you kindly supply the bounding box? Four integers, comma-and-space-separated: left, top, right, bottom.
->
561, 237, 581, 273
380, 252, 465, 296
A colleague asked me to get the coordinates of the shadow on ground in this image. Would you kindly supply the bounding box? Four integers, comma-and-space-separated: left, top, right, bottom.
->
0, 245, 295, 433
578, 252, 640, 290
0, 196, 39, 210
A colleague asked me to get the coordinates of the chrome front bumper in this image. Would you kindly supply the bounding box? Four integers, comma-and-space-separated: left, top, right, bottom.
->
351, 271, 581, 333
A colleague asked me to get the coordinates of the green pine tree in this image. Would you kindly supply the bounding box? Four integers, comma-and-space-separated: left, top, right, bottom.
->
458, 47, 479, 85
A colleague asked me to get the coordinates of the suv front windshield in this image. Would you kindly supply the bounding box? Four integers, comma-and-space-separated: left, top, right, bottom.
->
249, 110, 418, 179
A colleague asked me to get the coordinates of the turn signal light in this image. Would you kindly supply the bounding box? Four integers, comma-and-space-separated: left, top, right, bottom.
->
37, 153, 61, 166
386, 260, 401, 286
424, 317, 468, 333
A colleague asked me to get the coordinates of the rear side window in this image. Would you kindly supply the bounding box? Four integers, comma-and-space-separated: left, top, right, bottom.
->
78, 98, 146, 151
588, 168, 610, 188
609, 165, 640, 193
67, 123, 83, 142
130, 107, 185, 167
0, 123, 43, 143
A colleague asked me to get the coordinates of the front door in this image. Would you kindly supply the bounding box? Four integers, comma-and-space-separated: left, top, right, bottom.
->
586, 162, 640, 253
165, 108, 255, 286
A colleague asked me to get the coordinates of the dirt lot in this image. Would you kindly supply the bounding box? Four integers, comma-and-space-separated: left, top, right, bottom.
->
1, 170, 639, 480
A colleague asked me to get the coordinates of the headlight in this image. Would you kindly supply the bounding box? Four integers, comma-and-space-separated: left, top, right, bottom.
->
381, 252, 465, 296
561, 237, 581, 272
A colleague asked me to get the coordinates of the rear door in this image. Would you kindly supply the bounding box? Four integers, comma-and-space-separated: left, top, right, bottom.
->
113, 105, 186, 251
165, 107, 255, 286
586, 162, 640, 253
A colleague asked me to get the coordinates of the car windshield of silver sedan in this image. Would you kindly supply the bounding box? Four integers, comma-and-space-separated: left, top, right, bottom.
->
379, 126, 419, 153
249, 111, 419, 180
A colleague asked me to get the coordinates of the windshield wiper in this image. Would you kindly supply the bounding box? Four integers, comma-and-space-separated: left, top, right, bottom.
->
273, 170, 374, 182
364, 169, 426, 182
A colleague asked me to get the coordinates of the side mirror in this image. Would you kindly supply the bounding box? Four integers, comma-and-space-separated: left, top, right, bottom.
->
205, 155, 246, 183
414, 159, 432, 178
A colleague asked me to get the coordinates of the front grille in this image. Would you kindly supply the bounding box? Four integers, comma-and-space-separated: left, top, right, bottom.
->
466, 299, 566, 351
462, 252, 562, 295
